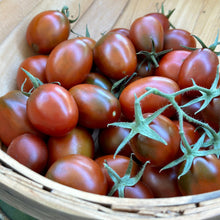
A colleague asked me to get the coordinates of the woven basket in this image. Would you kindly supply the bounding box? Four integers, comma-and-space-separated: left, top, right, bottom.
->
0, 0, 220, 219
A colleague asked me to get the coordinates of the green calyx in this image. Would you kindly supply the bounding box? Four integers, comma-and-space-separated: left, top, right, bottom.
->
137, 38, 173, 68
20, 68, 44, 97
104, 154, 150, 198
20, 68, 61, 97
108, 65, 220, 178
182, 31, 220, 55
111, 72, 137, 98
62, 5, 80, 24
108, 92, 170, 158
156, 2, 176, 29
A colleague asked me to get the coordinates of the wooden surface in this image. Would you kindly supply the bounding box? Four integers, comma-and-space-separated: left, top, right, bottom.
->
0, 0, 220, 44
0, 0, 220, 219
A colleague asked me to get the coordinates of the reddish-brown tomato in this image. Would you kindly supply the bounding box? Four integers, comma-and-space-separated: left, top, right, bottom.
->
26, 10, 70, 54
7, 133, 48, 174
16, 55, 48, 92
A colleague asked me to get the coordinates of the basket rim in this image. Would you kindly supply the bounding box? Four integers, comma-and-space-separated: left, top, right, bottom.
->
1, 148, 220, 207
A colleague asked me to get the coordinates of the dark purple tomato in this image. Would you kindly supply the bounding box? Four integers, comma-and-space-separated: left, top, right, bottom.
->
83, 72, 112, 91
69, 84, 121, 129
7, 133, 48, 174
178, 155, 220, 195
98, 126, 133, 157
142, 165, 182, 198
0, 90, 43, 146
129, 16, 164, 52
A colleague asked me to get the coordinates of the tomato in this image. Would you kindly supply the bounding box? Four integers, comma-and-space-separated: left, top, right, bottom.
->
46, 154, 108, 195
26, 10, 70, 54
7, 133, 48, 174
0, 90, 43, 146
27, 83, 79, 136
109, 28, 130, 38
129, 16, 164, 52
47, 126, 94, 167
95, 155, 139, 192
145, 13, 170, 32
142, 165, 181, 198
83, 72, 112, 91
155, 50, 191, 82
119, 76, 181, 121
16, 55, 48, 92
178, 155, 220, 195
201, 96, 220, 131
69, 84, 121, 128
163, 29, 196, 51
113, 181, 154, 198
98, 126, 133, 157
46, 38, 93, 89
75, 36, 96, 49
93, 32, 137, 80
130, 113, 180, 167
178, 48, 219, 97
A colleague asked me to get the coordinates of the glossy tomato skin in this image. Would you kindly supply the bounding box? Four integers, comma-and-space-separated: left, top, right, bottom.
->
69, 84, 121, 129
27, 84, 79, 136
75, 36, 96, 49
47, 126, 95, 167
129, 16, 164, 52
119, 76, 181, 121
46, 154, 108, 195
145, 13, 170, 32
178, 48, 219, 97
98, 126, 133, 157
0, 90, 43, 146
201, 96, 220, 131
142, 165, 182, 198
108, 28, 130, 39
83, 72, 112, 91
178, 155, 220, 195
16, 55, 48, 92
46, 38, 93, 89
113, 181, 154, 198
155, 50, 191, 82
95, 155, 139, 192
93, 32, 137, 80
163, 29, 196, 50
7, 133, 48, 174
130, 113, 180, 167
26, 10, 70, 54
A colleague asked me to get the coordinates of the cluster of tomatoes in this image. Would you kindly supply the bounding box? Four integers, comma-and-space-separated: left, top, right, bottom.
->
0, 5, 220, 199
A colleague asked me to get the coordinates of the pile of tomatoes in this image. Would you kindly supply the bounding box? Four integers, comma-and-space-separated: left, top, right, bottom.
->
0, 5, 220, 199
